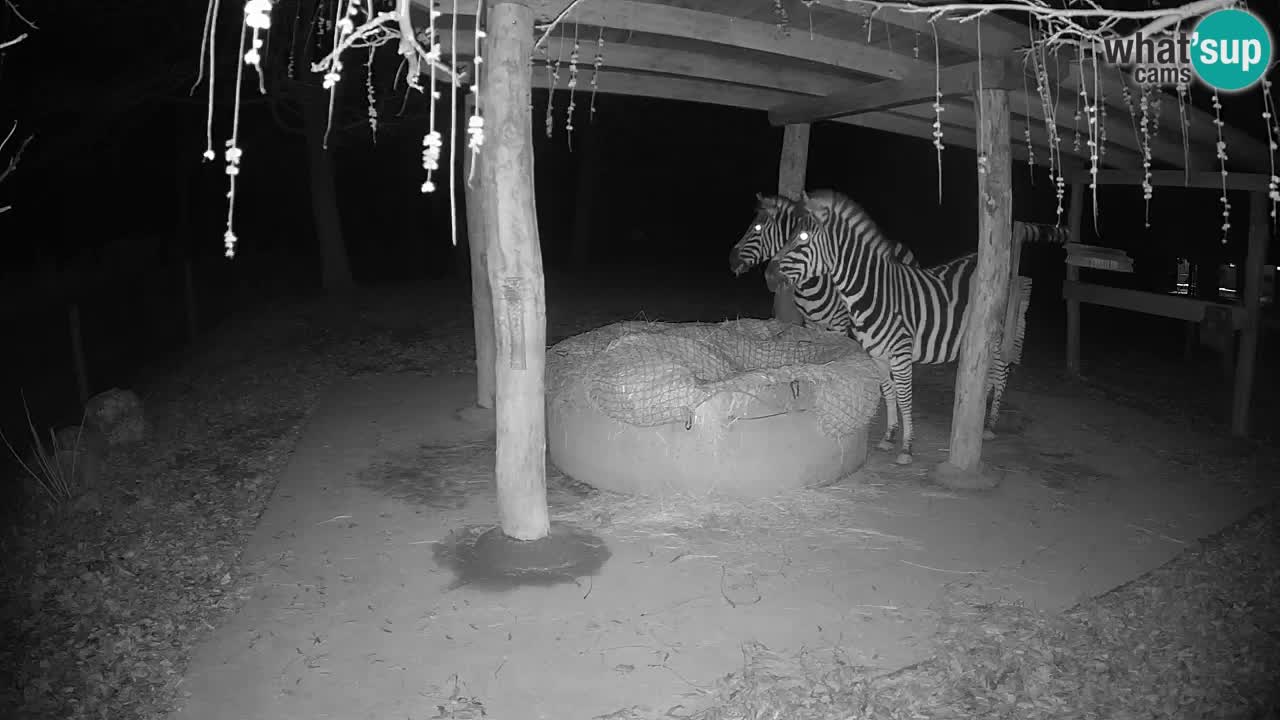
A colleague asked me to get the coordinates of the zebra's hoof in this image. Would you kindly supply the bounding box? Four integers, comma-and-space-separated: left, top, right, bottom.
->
877, 439, 896, 452
982, 428, 997, 441
894, 452, 914, 465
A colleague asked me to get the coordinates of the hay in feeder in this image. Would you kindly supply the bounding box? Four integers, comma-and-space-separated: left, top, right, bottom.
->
547, 319, 882, 440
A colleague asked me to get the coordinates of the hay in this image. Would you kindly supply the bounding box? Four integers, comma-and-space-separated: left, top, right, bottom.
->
547, 319, 882, 439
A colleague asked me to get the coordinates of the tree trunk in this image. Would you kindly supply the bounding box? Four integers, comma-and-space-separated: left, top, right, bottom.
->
945, 88, 1012, 475
481, 0, 550, 541
301, 88, 356, 294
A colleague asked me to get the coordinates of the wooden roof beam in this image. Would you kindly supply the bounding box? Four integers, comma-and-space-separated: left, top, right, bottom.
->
805, 0, 1026, 56
440, 30, 860, 98
439, 0, 922, 80
433, 0, 1261, 171
1066, 168, 1273, 191
449, 36, 1099, 168
541, 69, 1010, 156
449, 24, 1151, 170
769, 57, 1020, 125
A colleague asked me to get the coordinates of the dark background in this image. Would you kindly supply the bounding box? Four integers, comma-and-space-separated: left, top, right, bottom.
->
0, 0, 1276, 446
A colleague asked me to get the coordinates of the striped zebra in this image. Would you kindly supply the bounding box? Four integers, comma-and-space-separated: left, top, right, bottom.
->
730, 192, 918, 335
773, 190, 1057, 465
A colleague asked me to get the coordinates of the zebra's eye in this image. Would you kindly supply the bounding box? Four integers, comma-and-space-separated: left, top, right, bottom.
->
753, 224, 762, 232
799, 232, 809, 240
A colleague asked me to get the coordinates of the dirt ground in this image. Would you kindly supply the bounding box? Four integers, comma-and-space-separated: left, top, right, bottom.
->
170, 335, 1278, 718
4, 275, 1279, 720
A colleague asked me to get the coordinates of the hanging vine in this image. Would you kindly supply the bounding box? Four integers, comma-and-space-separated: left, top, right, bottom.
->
1212, 90, 1230, 244
420, 2, 443, 194
930, 20, 944, 204
1264, 76, 1279, 221
466, 0, 487, 187
196, 0, 1276, 260
1075, 45, 1100, 226
590, 26, 604, 121
545, 22, 564, 138
1138, 84, 1153, 226
566, 23, 580, 150
365, 46, 378, 142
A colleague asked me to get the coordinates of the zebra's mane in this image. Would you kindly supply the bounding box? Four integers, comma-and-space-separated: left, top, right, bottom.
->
756, 193, 800, 216
803, 190, 916, 265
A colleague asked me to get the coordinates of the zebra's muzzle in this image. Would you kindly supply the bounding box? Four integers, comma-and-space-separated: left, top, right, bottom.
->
764, 260, 791, 292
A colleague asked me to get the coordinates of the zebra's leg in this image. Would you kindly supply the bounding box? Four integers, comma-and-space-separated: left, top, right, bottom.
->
877, 378, 900, 451
983, 353, 1010, 441
888, 343, 916, 465
872, 356, 900, 451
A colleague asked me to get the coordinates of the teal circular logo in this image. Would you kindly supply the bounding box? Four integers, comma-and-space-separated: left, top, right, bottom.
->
1191, 9, 1272, 92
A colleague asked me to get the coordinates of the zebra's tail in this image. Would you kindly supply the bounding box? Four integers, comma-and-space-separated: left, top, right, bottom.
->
1014, 221, 1071, 246
1008, 275, 1033, 366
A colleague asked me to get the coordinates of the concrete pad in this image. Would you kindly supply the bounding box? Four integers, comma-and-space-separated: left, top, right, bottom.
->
171, 374, 1277, 720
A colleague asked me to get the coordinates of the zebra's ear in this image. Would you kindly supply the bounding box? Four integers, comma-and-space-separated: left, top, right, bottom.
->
806, 198, 829, 223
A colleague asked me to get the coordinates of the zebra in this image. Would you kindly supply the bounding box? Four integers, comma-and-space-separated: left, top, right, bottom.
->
732, 192, 930, 454
773, 190, 1054, 465
730, 191, 918, 335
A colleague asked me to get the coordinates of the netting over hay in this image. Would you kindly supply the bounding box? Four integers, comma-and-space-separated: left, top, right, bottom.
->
547, 319, 882, 438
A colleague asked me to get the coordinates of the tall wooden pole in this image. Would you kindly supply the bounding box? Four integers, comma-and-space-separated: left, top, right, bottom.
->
773, 124, 809, 325
1231, 191, 1270, 437
943, 88, 1012, 476
464, 96, 497, 409
1065, 182, 1085, 376
481, 0, 550, 541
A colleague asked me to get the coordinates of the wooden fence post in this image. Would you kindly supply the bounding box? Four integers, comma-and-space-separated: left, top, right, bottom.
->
1231, 191, 1270, 437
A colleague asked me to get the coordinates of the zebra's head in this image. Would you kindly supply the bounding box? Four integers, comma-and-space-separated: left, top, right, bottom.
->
801, 189, 918, 266
730, 193, 799, 276
771, 205, 832, 288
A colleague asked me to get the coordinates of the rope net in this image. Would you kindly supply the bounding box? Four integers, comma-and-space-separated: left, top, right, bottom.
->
547, 319, 883, 438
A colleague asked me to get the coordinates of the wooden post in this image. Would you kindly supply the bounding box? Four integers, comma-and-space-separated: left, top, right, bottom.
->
773, 123, 809, 325
481, 0, 550, 541
1065, 182, 1086, 376
1231, 191, 1270, 437
944, 88, 1012, 476
464, 96, 497, 409
68, 304, 89, 406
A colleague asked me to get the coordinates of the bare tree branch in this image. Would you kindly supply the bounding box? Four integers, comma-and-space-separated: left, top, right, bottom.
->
0, 31, 26, 50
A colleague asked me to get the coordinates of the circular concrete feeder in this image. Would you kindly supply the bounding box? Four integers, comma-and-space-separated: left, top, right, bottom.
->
548, 378, 869, 498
